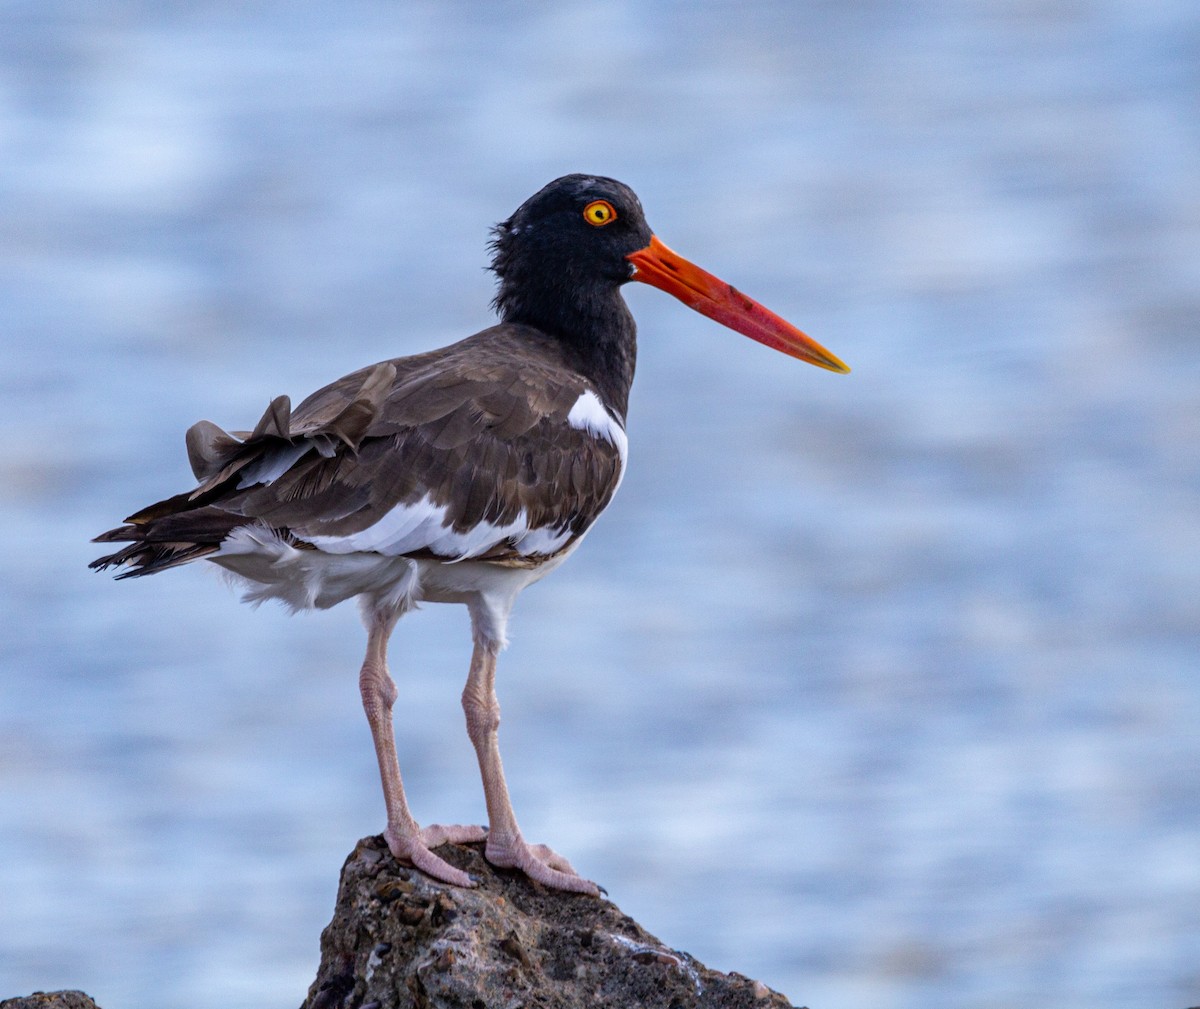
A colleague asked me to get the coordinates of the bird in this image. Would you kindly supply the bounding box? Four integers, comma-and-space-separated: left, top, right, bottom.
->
91, 174, 849, 897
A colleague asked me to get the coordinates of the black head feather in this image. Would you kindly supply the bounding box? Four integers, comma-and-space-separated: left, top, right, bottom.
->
487, 175, 652, 415
489, 175, 654, 328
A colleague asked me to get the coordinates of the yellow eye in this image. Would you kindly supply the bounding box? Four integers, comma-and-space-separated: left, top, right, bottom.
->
583, 199, 617, 227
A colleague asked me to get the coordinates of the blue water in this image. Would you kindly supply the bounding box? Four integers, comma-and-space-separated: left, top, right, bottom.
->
2, 3, 1199, 1007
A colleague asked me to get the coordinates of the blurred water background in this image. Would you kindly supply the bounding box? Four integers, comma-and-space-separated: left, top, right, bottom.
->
2, 2, 1198, 1007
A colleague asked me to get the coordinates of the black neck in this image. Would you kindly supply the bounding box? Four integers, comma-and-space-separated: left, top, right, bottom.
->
497, 283, 638, 421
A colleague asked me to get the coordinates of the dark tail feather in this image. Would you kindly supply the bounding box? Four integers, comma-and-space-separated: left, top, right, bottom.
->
89, 539, 222, 578
90, 506, 250, 578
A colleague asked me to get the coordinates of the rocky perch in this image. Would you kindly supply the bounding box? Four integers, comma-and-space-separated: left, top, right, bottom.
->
4, 835, 803, 1009
304, 835, 800, 1009
0, 996, 101, 1009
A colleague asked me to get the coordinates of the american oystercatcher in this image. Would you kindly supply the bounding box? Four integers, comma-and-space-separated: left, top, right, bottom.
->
91, 175, 848, 896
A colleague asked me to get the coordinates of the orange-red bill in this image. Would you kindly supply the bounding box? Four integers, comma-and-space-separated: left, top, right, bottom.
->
627, 235, 850, 374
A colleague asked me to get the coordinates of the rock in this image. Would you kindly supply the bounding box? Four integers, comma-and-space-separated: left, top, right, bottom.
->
303, 835, 803, 1009
4, 838, 804, 1009
0, 994, 102, 1009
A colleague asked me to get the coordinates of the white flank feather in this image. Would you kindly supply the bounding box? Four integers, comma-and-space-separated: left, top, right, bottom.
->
305, 493, 572, 562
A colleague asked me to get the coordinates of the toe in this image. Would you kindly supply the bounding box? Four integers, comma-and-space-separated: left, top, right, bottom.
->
519, 855, 601, 896
526, 842, 579, 875
484, 835, 600, 896
384, 827, 477, 888
421, 823, 488, 847
408, 844, 477, 888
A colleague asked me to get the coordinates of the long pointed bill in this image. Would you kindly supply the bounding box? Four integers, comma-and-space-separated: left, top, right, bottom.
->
627, 235, 850, 374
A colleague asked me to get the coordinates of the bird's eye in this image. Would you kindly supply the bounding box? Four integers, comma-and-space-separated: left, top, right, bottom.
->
583, 200, 617, 227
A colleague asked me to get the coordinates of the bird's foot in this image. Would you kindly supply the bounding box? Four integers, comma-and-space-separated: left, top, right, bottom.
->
485, 832, 601, 896
384, 822, 487, 888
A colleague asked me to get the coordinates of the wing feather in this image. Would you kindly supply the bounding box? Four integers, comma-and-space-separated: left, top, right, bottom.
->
128, 325, 626, 564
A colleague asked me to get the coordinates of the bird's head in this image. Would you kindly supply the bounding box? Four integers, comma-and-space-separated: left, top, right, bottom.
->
490, 174, 849, 374
489, 175, 652, 313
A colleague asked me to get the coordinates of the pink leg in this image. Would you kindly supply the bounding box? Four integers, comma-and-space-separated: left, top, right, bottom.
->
461, 625, 599, 896
360, 607, 485, 886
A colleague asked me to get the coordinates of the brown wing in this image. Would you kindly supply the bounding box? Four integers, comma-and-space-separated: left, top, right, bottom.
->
102, 324, 626, 568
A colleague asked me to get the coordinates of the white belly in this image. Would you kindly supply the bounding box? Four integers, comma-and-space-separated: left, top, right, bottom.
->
210, 524, 581, 624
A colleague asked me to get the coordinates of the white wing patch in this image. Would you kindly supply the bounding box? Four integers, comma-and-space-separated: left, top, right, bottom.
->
304, 493, 572, 561
567, 390, 626, 448
517, 523, 575, 555
567, 389, 628, 484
